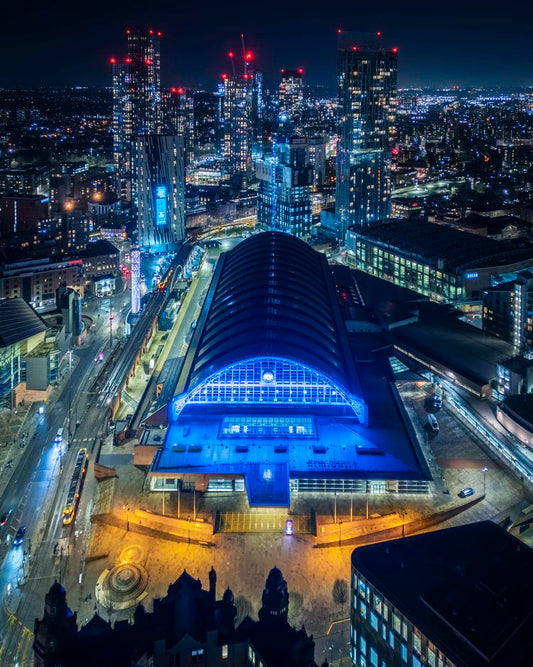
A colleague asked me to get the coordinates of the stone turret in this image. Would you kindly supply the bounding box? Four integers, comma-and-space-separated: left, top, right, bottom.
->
258, 566, 289, 624
33, 581, 77, 667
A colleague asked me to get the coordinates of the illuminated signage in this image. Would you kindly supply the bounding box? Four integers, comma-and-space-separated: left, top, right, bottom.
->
156, 185, 167, 225
465, 272, 479, 280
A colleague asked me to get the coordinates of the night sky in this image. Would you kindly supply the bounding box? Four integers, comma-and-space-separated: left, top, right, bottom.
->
1, 0, 532, 89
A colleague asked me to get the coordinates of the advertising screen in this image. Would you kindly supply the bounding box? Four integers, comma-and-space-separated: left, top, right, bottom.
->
156, 185, 167, 225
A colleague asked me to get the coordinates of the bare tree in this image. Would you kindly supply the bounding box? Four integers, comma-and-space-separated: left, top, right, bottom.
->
332, 579, 348, 613
288, 591, 304, 626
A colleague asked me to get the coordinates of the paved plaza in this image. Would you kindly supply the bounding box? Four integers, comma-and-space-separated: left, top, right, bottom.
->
63, 378, 531, 665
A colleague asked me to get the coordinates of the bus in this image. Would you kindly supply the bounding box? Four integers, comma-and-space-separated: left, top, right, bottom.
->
54, 428, 64, 445
62, 448, 89, 526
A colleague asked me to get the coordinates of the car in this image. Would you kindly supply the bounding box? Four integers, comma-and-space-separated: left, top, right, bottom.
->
285, 519, 294, 536
13, 526, 26, 546
427, 414, 439, 432
0, 509, 12, 526
433, 394, 442, 409
458, 487, 475, 499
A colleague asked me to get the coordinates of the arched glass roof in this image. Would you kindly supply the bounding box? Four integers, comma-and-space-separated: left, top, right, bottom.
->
177, 232, 361, 398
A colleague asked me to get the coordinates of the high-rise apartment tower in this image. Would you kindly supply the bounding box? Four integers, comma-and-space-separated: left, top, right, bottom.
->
335, 32, 397, 240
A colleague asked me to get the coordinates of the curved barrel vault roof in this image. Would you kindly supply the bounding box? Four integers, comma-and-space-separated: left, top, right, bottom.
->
176, 232, 361, 397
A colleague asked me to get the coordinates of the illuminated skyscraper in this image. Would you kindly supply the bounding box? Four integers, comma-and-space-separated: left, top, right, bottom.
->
111, 29, 162, 200
161, 87, 193, 165
221, 73, 254, 182
335, 32, 397, 240
132, 135, 185, 251
256, 137, 313, 237
277, 69, 304, 137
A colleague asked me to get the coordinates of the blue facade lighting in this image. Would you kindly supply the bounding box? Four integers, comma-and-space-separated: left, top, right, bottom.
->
155, 185, 167, 225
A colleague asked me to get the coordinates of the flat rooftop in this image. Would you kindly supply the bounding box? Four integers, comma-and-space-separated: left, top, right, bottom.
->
151, 370, 431, 507
389, 304, 513, 390
352, 521, 533, 666
501, 394, 533, 431
350, 220, 533, 273
0, 298, 47, 347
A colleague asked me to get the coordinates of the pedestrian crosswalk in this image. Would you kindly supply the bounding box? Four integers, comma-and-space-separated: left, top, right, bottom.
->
72, 437, 94, 443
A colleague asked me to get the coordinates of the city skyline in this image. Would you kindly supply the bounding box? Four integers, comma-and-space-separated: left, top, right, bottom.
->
1, 0, 532, 89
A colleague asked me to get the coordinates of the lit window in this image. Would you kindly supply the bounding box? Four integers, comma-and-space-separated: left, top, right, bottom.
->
222, 644, 228, 659
370, 647, 378, 667
370, 612, 379, 632
392, 613, 401, 634
401, 643, 408, 663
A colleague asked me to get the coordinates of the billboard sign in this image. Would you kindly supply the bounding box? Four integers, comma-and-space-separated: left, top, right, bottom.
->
156, 185, 167, 225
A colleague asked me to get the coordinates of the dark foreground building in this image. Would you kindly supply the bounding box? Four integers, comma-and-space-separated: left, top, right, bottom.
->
34, 566, 318, 667
350, 521, 533, 667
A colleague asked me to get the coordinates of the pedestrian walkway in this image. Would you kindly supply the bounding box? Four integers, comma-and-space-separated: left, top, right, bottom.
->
215, 511, 313, 534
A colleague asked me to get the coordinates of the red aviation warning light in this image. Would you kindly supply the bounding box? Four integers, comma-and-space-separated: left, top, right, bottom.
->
126, 29, 131, 34
377, 30, 382, 36
228, 51, 234, 58
145, 58, 153, 65
245, 51, 254, 61
125, 57, 132, 64
352, 46, 359, 51
157, 31, 162, 37
337, 28, 342, 34
221, 73, 228, 80
391, 147, 399, 156
109, 57, 117, 65
149, 29, 154, 35
392, 47, 398, 53
298, 68, 304, 74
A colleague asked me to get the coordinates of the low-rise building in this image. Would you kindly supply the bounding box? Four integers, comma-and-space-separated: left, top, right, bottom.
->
0, 298, 48, 404
78, 239, 120, 283
346, 219, 533, 303
0, 256, 84, 311
350, 521, 533, 667
483, 270, 533, 352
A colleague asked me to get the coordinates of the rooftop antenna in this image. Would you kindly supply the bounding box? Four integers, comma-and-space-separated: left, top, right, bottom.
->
241, 33, 247, 75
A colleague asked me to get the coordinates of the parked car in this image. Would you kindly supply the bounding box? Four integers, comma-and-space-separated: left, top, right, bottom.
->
13, 526, 26, 546
0, 509, 12, 526
458, 487, 475, 499
433, 393, 442, 409
427, 414, 439, 432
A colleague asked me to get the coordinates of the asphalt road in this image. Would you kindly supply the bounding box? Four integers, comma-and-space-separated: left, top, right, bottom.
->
0, 247, 192, 666
0, 289, 130, 666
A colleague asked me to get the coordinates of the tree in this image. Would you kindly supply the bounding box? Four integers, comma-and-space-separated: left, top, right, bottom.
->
332, 579, 348, 613
288, 591, 304, 626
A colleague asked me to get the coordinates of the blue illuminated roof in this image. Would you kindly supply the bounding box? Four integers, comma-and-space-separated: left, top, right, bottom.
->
177, 232, 361, 396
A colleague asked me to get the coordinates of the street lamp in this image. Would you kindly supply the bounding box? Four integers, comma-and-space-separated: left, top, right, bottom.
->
109, 312, 114, 347
123, 504, 130, 532
482, 466, 488, 496
338, 520, 343, 548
